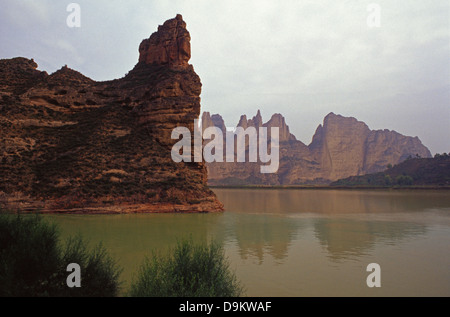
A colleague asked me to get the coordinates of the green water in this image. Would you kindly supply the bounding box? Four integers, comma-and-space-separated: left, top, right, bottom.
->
45, 189, 450, 297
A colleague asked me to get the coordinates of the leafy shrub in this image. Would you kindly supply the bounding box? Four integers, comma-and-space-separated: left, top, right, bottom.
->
129, 239, 244, 297
396, 175, 414, 186
0, 213, 122, 297
384, 174, 393, 186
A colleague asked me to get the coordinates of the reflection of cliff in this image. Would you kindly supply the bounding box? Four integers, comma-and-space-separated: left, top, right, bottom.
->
313, 219, 427, 261
214, 188, 450, 214
213, 188, 446, 263
208, 188, 306, 263
229, 214, 302, 264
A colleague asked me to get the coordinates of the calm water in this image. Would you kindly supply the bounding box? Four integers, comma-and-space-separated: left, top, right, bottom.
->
45, 189, 450, 297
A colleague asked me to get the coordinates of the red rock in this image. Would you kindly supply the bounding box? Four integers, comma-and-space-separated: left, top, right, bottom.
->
204, 111, 432, 185
0, 16, 223, 213
139, 14, 191, 68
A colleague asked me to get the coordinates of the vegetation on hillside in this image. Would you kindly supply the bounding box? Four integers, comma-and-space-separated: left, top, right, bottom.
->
331, 153, 450, 187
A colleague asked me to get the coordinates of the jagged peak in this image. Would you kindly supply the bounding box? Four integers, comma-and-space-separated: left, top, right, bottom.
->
269, 113, 285, 121
138, 14, 191, 68
237, 115, 248, 128
251, 110, 263, 127
324, 112, 342, 121
323, 112, 368, 130
211, 113, 225, 121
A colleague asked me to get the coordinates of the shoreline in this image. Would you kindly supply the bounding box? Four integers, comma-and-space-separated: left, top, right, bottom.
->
210, 185, 450, 190
0, 200, 225, 215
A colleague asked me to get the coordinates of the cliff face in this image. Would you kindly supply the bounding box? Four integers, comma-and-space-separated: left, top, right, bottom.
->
0, 15, 223, 213
203, 111, 432, 185
309, 113, 432, 181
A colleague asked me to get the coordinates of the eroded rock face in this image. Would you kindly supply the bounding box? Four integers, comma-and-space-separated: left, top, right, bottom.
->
263, 113, 297, 143
203, 111, 432, 185
0, 16, 223, 213
139, 14, 191, 68
309, 113, 432, 181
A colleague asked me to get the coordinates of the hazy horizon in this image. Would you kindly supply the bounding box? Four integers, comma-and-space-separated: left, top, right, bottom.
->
1, 0, 449, 154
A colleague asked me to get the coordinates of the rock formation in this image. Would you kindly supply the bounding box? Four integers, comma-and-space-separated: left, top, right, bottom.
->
0, 15, 223, 213
203, 111, 432, 185
139, 14, 191, 68
309, 113, 432, 181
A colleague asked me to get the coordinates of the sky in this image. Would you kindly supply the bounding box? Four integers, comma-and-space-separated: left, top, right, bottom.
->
1, 0, 449, 154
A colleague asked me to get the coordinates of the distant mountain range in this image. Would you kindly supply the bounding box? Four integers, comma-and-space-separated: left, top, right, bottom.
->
202, 111, 432, 185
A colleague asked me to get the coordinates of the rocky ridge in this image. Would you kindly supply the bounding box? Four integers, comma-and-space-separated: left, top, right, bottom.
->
202, 111, 432, 185
0, 15, 223, 213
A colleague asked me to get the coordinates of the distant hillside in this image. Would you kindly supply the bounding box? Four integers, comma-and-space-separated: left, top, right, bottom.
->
330, 154, 450, 187
203, 111, 432, 185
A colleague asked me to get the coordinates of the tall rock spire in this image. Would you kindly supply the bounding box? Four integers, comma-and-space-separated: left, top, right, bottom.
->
138, 14, 191, 68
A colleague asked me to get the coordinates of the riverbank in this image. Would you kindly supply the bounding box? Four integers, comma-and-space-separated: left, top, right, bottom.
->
210, 185, 450, 190
0, 196, 224, 214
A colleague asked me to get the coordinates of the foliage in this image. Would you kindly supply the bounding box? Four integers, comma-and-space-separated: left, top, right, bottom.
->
0, 214, 246, 297
332, 155, 450, 187
129, 239, 244, 297
395, 175, 413, 186
384, 174, 393, 186
0, 213, 122, 297
434, 153, 450, 159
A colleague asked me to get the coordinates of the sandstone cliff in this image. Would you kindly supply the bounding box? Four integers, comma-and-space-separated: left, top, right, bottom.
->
0, 15, 223, 213
203, 111, 432, 185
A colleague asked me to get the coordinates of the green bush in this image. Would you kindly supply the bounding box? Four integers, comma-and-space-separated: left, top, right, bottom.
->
0, 213, 122, 297
129, 239, 244, 297
396, 175, 414, 186
384, 174, 393, 186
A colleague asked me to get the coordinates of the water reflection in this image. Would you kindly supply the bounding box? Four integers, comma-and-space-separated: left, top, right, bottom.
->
214, 188, 448, 263
49, 213, 224, 285
222, 214, 302, 264
313, 218, 427, 261
46, 189, 450, 296
215, 188, 450, 214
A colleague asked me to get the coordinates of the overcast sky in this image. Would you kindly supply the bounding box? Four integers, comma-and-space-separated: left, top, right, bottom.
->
1, 0, 449, 154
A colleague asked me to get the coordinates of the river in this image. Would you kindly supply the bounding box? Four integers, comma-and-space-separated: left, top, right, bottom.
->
45, 188, 450, 297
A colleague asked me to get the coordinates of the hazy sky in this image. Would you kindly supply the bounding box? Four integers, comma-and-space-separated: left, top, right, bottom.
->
1, 0, 449, 154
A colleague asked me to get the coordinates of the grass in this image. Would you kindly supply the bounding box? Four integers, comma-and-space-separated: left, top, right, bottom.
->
0, 212, 245, 297
129, 239, 245, 297
0, 213, 122, 297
